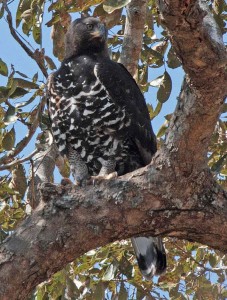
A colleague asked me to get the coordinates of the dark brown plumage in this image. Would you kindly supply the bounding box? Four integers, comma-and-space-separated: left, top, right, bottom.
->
47, 17, 166, 279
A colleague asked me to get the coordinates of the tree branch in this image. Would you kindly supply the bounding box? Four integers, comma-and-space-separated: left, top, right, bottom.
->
119, 0, 147, 77
0, 1, 226, 299
3, 0, 48, 78
158, 0, 227, 171
0, 149, 38, 171
0, 164, 226, 299
0, 96, 46, 166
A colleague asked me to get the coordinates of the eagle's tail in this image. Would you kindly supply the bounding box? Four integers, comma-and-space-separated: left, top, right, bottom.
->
131, 236, 166, 280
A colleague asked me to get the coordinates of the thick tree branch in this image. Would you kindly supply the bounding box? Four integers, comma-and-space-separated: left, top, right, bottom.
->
0, 165, 227, 299
0, 1, 226, 299
158, 0, 227, 171
119, 0, 147, 77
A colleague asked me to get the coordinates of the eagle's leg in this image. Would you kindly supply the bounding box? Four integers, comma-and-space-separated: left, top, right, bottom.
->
68, 146, 89, 186
90, 157, 117, 184
91, 139, 120, 184
99, 156, 116, 176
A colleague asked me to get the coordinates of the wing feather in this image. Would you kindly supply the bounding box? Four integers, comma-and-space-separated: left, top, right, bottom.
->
96, 59, 157, 164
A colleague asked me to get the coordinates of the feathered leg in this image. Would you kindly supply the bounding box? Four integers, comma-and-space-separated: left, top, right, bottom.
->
91, 138, 119, 183
131, 236, 166, 280
68, 145, 89, 186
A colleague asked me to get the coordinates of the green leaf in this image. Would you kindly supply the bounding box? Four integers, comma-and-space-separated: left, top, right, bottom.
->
20, 8, 32, 21
66, 276, 80, 299
92, 282, 105, 299
9, 87, 29, 99
94, 4, 122, 28
167, 47, 181, 69
119, 256, 133, 279
165, 113, 172, 121
21, 19, 32, 36
13, 208, 25, 220
157, 71, 172, 103
4, 105, 18, 124
103, 0, 131, 13
33, 24, 41, 44
0, 86, 10, 102
209, 254, 217, 268
102, 261, 118, 281
211, 154, 227, 173
10, 164, 27, 198
15, 92, 37, 108
13, 78, 39, 89
150, 74, 165, 87
15, 71, 29, 78
16, 0, 32, 24
36, 286, 47, 300
33, 72, 39, 82
147, 103, 153, 119
152, 40, 168, 56
52, 23, 65, 61
149, 101, 162, 120
213, 0, 225, 14
44, 55, 57, 70
0, 58, 8, 77
0, 4, 4, 19
157, 122, 168, 138
2, 127, 15, 151
45, 14, 61, 27
138, 64, 148, 85
145, 47, 164, 67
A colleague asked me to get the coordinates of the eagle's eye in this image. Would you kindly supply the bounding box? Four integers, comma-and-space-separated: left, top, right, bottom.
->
86, 24, 94, 30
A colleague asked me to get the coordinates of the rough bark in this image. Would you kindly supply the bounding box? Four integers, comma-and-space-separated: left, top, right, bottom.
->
0, 0, 227, 299
119, 0, 147, 77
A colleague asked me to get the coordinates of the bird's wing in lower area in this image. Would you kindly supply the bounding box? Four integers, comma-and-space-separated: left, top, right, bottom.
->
96, 59, 157, 165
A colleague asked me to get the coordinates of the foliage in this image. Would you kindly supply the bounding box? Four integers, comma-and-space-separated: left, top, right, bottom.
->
0, 0, 226, 299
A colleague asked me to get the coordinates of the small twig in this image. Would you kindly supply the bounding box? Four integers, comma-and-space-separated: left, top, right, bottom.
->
0, 96, 46, 166
175, 244, 227, 273
3, 0, 48, 78
0, 149, 38, 171
13, 26, 36, 51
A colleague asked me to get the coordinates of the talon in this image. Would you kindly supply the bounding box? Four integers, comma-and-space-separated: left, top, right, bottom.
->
105, 171, 118, 180
90, 172, 118, 185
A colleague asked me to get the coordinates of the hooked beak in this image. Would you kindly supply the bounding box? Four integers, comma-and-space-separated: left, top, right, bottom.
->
90, 23, 107, 40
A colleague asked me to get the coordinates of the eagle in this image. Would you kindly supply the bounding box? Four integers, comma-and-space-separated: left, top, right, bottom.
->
47, 17, 166, 279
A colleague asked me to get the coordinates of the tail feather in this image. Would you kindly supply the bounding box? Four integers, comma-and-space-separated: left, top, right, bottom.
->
131, 236, 166, 280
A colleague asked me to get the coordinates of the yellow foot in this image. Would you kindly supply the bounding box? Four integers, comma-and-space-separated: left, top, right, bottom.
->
89, 172, 118, 185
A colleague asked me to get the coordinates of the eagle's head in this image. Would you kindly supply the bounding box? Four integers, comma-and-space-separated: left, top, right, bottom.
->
64, 17, 108, 59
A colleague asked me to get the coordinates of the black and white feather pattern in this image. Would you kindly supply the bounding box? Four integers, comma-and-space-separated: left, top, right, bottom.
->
48, 54, 156, 175
48, 17, 166, 279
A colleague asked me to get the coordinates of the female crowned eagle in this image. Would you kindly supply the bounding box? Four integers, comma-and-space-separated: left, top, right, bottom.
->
47, 17, 166, 279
